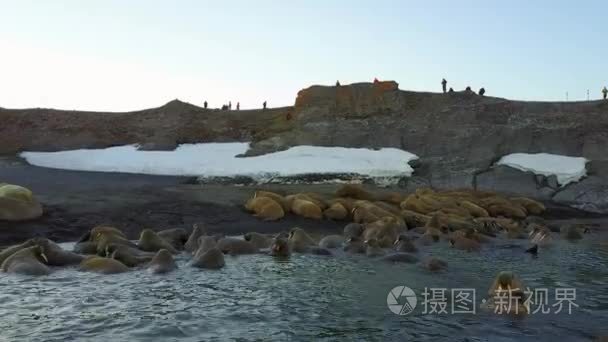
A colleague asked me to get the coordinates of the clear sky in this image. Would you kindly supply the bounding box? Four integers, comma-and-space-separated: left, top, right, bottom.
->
1, 0, 606, 111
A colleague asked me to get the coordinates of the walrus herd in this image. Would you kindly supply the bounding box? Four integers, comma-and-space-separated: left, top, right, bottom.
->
0, 185, 592, 316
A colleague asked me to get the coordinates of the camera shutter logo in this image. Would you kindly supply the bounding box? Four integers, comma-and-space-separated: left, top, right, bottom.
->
387, 286, 417, 315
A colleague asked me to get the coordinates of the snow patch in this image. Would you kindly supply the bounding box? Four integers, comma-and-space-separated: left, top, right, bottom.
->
20, 143, 418, 184
496, 153, 587, 186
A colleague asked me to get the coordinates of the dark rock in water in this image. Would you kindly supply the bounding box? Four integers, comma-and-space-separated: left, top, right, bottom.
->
196, 176, 256, 186
525, 244, 538, 256
553, 176, 608, 214
380, 253, 419, 263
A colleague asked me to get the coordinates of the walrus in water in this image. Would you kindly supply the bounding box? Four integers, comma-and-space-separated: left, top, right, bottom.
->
365, 238, 386, 257
420, 257, 447, 271
73, 241, 98, 255
319, 235, 344, 249
191, 247, 225, 269
288, 227, 316, 253
157, 228, 189, 250
147, 249, 177, 274
380, 253, 419, 263
32, 238, 84, 266
0, 239, 37, 265
184, 224, 206, 253
192, 235, 220, 255
78, 225, 126, 243
95, 233, 138, 256
343, 236, 366, 254
394, 234, 418, 253
243, 232, 272, 249
484, 271, 528, 315
1, 245, 50, 275
270, 237, 290, 257
79, 256, 129, 274
109, 245, 154, 267
216, 237, 258, 255
137, 229, 178, 254
343, 223, 364, 239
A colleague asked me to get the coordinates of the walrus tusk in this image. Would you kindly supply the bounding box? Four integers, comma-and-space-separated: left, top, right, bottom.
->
40, 252, 48, 263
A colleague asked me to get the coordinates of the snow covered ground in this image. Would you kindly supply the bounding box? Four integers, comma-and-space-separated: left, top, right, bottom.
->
20, 143, 418, 183
497, 153, 587, 186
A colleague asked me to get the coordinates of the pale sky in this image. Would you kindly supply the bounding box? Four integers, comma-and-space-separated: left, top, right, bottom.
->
1, 0, 606, 111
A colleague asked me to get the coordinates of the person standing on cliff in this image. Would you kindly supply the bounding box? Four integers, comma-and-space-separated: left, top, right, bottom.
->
228, 101, 232, 110
603, 86, 607, 100
203, 101, 208, 109
263, 101, 267, 110
236, 102, 240, 110
442, 78, 447, 93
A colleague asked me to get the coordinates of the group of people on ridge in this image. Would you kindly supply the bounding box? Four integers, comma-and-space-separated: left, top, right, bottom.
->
202, 101, 268, 110
442, 78, 485, 96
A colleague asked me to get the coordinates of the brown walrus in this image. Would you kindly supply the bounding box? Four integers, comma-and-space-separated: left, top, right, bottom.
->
1, 245, 50, 275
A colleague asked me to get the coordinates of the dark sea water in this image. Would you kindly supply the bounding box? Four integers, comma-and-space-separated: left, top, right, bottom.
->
0, 237, 606, 342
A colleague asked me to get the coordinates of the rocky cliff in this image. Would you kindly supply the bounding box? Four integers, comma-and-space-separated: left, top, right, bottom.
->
2, 81, 608, 212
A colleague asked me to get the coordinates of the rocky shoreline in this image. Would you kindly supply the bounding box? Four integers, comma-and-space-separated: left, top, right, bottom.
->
0, 157, 605, 247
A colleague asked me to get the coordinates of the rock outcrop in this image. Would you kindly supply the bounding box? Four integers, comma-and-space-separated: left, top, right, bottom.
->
2, 82, 608, 212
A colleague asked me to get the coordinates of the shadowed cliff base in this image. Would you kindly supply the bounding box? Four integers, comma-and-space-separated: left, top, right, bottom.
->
2, 81, 608, 212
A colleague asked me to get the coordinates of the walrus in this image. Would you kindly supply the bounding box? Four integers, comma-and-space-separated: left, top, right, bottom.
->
253, 190, 290, 212
195, 236, 219, 255
528, 224, 552, 247
32, 237, 84, 266
449, 236, 481, 252
323, 202, 348, 220
335, 184, 376, 201
362, 217, 401, 248
243, 232, 272, 249
394, 234, 418, 253
319, 235, 344, 249
364, 238, 386, 257
486, 204, 527, 220
380, 253, 419, 263
1, 245, 50, 275
400, 209, 431, 228
79, 256, 129, 274
510, 197, 546, 215
270, 237, 291, 257
400, 194, 437, 214
343, 223, 365, 238
343, 236, 366, 254
216, 237, 258, 255
137, 229, 178, 254
109, 245, 154, 267
421, 257, 448, 272
185, 223, 206, 253
353, 201, 406, 227
290, 198, 323, 220
191, 247, 225, 269
80, 225, 126, 243
0, 239, 37, 265
157, 228, 189, 250
245, 196, 285, 221
484, 271, 528, 315
147, 249, 177, 274
456, 201, 489, 218
417, 216, 443, 245
327, 197, 355, 213
288, 227, 316, 252
372, 201, 403, 218
73, 241, 98, 255
95, 233, 138, 256
561, 225, 585, 241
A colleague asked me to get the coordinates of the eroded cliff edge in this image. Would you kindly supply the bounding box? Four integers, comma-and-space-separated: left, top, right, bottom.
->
2, 81, 608, 212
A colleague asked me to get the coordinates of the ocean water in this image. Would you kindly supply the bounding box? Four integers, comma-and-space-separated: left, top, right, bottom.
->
0, 238, 606, 342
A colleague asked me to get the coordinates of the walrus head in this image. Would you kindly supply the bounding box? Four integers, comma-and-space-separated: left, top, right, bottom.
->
270, 238, 289, 257
33, 245, 48, 264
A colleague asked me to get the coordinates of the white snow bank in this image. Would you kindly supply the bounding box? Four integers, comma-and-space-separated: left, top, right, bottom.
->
20, 143, 418, 181
496, 153, 587, 186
